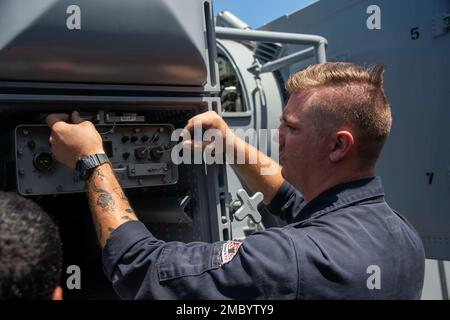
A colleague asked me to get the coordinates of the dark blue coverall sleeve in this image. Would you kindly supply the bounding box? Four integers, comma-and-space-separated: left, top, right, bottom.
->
102, 220, 299, 299
265, 180, 303, 223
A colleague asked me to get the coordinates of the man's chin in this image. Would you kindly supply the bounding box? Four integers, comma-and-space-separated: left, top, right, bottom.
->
281, 167, 295, 187
281, 166, 287, 179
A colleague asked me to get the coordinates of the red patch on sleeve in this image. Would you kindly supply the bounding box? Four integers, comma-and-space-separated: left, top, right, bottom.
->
220, 241, 242, 266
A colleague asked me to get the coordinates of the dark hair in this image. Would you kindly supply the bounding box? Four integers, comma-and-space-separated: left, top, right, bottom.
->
0, 192, 62, 299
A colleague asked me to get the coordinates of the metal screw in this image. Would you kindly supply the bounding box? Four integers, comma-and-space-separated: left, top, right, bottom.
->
25, 188, 32, 194
221, 216, 228, 224
230, 200, 242, 213
158, 127, 165, 133
22, 129, 29, 136
17, 149, 24, 156
131, 168, 136, 174
18, 168, 25, 175
138, 179, 144, 185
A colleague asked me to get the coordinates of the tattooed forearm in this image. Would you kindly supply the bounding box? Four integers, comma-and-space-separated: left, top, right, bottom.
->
87, 171, 116, 213
113, 186, 128, 201
96, 188, 116, 213
85, 163, 139, 247
92, 168, 106, 180
124, 208, 138, 220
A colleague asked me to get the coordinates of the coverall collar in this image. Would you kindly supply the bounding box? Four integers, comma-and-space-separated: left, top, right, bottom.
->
294, 176, 385, 223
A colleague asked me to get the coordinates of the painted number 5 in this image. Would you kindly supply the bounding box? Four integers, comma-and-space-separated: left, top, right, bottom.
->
410, 27, 420, 40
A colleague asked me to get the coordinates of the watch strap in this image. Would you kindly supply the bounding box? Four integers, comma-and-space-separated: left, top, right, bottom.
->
81, 153, 109, 170
77, 153, 110, 180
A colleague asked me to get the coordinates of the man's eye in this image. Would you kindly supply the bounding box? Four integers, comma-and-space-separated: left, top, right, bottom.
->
287, 125, 296, 131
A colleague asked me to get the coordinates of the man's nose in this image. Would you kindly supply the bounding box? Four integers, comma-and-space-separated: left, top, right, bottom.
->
275, 126, 285, 147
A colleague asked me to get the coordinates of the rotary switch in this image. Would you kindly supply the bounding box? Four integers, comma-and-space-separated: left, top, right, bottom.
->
134, 147, 149, 160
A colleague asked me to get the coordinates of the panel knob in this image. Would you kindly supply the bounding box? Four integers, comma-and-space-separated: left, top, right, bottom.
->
134, 147, 149, 160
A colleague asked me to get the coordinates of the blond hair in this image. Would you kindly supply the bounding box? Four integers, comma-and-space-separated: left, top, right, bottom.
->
286, 62, 392, 169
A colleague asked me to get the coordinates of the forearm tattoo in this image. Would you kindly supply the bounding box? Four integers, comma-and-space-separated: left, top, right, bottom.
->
88, 170, 116, 213
86, 166, 138, 245
96, 188, 116, 213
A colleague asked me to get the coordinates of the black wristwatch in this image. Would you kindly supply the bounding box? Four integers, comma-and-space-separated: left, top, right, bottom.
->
75, 153, 110, 180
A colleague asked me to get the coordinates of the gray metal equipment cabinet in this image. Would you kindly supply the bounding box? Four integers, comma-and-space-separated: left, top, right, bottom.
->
0, 0, 229, 298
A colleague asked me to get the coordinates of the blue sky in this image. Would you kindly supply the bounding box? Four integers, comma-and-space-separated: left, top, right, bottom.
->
212, 0, 317, 28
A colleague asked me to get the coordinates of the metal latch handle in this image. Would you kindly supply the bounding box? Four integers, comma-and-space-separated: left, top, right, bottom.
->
230, 189, 264, 224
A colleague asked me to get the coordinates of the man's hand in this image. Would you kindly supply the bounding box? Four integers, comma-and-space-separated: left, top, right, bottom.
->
183, 111, 234, 152
184, 110, 230, 137
47, 111, 137, 247
46, 111, 104, 169
183, 111, 284, 205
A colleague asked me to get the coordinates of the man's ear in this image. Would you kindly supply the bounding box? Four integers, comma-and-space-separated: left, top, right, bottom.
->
52, 286, 63, 300
329, 130, 354, 162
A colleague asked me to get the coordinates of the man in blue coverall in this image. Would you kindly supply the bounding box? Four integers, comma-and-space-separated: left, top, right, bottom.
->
46, 62, 425, 299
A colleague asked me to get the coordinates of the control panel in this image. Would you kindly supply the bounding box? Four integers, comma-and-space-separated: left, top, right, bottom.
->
15, 123, 178, 196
